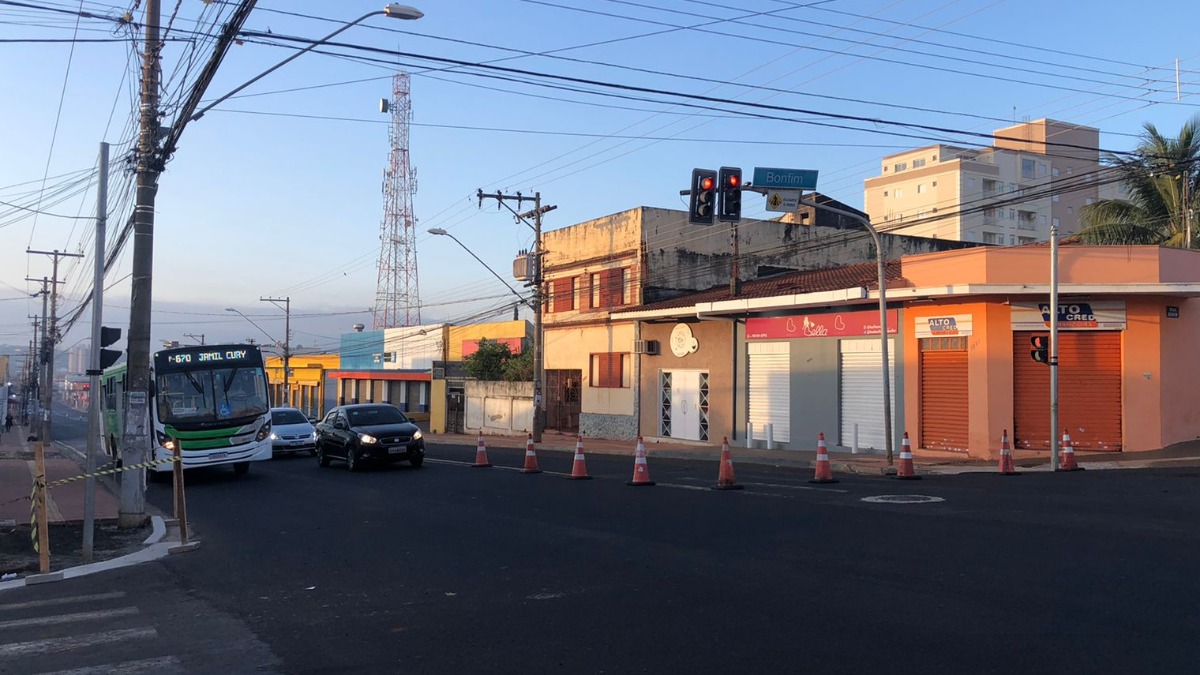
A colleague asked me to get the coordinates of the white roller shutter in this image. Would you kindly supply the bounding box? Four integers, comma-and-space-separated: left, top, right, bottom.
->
748, 342, 790, 443
839, 339, 896, 450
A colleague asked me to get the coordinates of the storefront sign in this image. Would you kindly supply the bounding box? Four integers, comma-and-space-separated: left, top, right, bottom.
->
1167, 306, 1180, 319
1011, 301, 1126, 331
670, 323, 699, 357
746, 309, 898, 340
915, 314, 973, 338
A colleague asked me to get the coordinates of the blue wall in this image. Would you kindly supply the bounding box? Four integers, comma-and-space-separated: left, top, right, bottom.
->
340, 330, 384, 370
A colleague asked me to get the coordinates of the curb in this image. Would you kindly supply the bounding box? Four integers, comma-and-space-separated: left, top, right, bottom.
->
0, 516, 191, 592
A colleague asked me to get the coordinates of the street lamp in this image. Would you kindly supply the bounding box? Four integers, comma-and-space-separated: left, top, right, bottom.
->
427, 228, 532, 310
799, 198, 895, 466
189, 4, 424, 122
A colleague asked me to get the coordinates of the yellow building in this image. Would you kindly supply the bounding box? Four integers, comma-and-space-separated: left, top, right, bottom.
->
429, 320, 532, 434
264, 353, 339, 418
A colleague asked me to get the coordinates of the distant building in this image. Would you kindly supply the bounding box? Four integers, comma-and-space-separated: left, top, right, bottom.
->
864, 119, 1102, 244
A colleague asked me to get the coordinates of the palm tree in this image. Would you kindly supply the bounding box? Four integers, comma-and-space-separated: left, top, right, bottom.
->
1077, 115, 1200, 247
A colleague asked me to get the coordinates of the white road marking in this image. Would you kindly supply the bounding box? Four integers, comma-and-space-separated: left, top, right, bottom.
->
0, 627, 156, 658
0, 591, 126, 612
426, 458, 571, 477
738, 481, 850, 493
34, 655, 183, 675
0, 606, 139, 630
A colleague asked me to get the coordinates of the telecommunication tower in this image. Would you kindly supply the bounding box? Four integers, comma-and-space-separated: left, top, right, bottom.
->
374, 71, 420, 328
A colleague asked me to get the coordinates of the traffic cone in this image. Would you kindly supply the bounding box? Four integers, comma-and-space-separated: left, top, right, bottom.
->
568, 435, 592, 480
627, 436, 655, 486
1057, 431, 1084, 472
997, 429, 1020, 476
521, 433, 541, 474
712, 436, 743, 490
471, 433, 492, 468
809, 432, 839, 484
894, 431, 920, 480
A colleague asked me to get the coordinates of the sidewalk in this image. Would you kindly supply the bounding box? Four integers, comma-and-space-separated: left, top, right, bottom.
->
429, 430, 1200, 475
0, 425, 121, 526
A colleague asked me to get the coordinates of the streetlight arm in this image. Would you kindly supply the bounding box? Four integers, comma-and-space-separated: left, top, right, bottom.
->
226, 308, 278, 345
430, 230, 533, 309
191, 10, 379, 122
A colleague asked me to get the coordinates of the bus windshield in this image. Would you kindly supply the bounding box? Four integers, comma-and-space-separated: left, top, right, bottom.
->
156, 366, 269, 424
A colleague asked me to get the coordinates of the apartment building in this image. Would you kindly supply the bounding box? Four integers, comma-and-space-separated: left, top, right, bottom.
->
864, 119, 1101, 244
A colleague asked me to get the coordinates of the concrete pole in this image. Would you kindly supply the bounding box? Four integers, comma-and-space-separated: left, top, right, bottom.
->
1050, 223, 1060, 471
533, 192, 545, 444
39, 284, 49, 437
83, 141, 109, 562
122, 0, 161, 528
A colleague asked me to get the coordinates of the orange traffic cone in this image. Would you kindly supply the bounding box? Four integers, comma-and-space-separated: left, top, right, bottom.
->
894, 431, 920, 480
997, 429, 1020, 476
810, 432, 839, 484
712, 436, 743, 490
471, 433, 492, 468
568, 435, 592, 480
1057, 431, 1084, 472
522, 433, 542, 474
627, 436, 655, 486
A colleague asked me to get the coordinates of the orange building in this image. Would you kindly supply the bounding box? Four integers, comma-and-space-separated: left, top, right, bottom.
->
614, 245, 1200, 459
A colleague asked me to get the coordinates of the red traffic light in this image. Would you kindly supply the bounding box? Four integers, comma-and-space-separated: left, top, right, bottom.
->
700, 176, 715, 191
726, 174, 740, 188
1030, 335, 1049, 349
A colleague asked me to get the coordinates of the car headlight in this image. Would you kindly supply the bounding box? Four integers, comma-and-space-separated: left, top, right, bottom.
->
310, 431, 318, 441
270, 432, 278, 441
359, 433, 378, 444
411, 430, 423, 440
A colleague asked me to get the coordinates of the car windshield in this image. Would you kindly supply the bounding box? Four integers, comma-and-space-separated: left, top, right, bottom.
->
347, 406, 408, 426
272, 410, 308, 425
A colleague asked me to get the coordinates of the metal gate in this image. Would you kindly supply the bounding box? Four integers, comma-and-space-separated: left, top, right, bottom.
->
545, 369, 581, 433
446, 388, 465, 434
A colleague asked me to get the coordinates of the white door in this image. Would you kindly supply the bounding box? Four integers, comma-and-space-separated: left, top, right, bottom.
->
668, 370, 702, 441
839, 339, 896, 450
748, 342, 790, 443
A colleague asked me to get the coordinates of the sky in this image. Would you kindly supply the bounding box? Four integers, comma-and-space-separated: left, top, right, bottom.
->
1, 0, 1198, 371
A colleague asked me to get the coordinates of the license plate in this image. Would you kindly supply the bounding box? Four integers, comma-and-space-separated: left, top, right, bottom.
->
210, 452, 228, 459
290, 440, 306, 446
387, 447, 406, 455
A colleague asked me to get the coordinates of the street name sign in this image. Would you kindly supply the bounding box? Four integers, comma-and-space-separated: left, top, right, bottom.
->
752, 167, 818, 190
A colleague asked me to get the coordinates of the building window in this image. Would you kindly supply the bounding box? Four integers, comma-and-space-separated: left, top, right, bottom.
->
894, 162, 907, 172
1052, 167, 1060, 177
1085, 198, 1094, 205
1053, 194, 1060, 202
917, 183, 926, 194
883, 191, 888, 197
590, 353, 629, 388
1053, 217, 1060, 228
932, 181, 937, 187
895, 187, 904, 198
967, 177, 977, 189
1068, 206, 1074, 215
590, 272, 601, 308
551, 277, 575, 313
1020, 158, 1036, 180
982, 232, 1000, 244
1009, 234, 1015, 245
1018, 236, 1036, 245
1040, 215, 1048, 226
912, 158, 926, 168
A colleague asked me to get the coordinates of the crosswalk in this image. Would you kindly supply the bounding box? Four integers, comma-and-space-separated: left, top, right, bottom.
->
0, 590, 184, 674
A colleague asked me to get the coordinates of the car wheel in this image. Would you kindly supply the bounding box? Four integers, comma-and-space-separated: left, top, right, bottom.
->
346, 446, 362, 472
410, 454, 424, 468
316, 442, 330, 468
233, 461, 250, 475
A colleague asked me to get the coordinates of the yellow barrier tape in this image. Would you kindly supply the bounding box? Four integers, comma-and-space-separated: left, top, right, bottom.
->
29, 481, 39, 553
45, 456, 180, 489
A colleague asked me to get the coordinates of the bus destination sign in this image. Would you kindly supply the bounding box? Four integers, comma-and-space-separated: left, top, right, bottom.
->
164, 349, 250, 365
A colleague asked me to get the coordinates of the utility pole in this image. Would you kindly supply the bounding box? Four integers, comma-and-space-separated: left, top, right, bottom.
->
83, 141, 109, 563
26, 319, 40, 426
476, 190, 556, 443
261, 297, 291, 407
27, 249, 83, 441
122, 0, 161, 528
1049, 222, 1060, 471
26, 279, 51, 440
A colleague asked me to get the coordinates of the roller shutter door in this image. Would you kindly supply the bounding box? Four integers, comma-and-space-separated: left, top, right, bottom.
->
749, 342, 790, 443
920, 338, 969, 452
1013, 331, 1121, 451
839, 339, 896, 450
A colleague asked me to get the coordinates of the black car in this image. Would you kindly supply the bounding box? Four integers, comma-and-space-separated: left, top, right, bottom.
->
314, 404, 425, 471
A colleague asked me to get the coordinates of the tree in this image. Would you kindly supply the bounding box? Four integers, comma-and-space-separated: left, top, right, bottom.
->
1077, 115, 1200, 247
462, 338, 510, 381
502, 348, 533, 382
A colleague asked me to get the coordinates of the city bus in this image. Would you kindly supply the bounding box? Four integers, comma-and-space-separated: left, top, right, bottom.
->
100, 343, 273, 478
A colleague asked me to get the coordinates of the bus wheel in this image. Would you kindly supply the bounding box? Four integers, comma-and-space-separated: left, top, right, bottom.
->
233, 462, 250, 475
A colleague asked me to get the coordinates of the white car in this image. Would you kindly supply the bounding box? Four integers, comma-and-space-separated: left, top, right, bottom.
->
269, 407, 318, 457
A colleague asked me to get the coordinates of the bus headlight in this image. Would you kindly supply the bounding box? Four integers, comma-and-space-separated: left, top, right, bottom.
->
255, 421, 272, 442
358, 433, 378, 444
155, 430, 176, 451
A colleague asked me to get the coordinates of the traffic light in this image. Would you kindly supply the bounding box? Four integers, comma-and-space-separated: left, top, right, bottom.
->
688, 168, 718, 225
1030, 335, 1049, 364
718, 166, 743, 222
99, 326, 122, 370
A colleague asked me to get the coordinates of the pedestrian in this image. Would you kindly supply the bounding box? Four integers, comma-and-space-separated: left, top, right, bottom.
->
4, 413, 12, 432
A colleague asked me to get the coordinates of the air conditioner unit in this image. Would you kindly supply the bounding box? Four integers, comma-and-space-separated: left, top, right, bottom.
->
633, 339, 660, 355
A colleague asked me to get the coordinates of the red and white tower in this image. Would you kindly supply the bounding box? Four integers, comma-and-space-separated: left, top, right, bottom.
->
374, 71, 420, 328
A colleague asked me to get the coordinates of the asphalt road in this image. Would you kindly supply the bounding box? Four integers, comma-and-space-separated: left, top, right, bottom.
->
10, 434, 1200, 673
